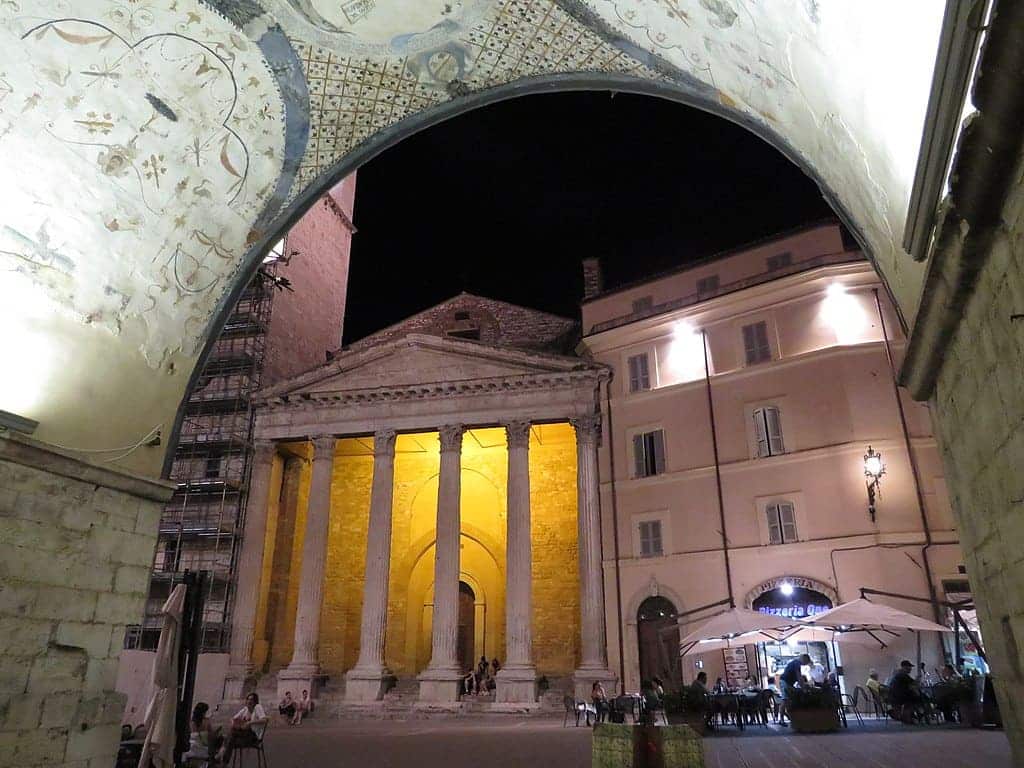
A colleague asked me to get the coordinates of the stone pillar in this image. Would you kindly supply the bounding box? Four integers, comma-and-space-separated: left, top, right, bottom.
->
346, 429, 398, 702
224, 439, 277, 700
571, 414, 617, 699
495, 420, 538, 705
417, 424, 465, 703
278, 435, 335, 699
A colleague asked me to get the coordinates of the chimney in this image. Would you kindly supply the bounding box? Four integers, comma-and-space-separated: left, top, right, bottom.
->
582, 257, 604, 300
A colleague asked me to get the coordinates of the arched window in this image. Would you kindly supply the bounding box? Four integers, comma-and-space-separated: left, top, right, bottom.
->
753, 406, 784, 457
766, 501, 798, 544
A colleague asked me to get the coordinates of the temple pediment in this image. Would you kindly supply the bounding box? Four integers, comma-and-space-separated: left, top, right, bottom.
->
256, 333, 601, 402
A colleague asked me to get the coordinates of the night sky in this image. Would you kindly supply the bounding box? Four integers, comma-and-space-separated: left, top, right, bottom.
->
342, 91, 833, 344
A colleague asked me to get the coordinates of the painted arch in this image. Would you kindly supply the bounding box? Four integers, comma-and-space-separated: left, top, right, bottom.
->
0, 0, 946, 477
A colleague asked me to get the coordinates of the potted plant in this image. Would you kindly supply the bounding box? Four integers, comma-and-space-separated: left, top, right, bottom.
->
787, 686, 841, 733
663, 688, 709, 736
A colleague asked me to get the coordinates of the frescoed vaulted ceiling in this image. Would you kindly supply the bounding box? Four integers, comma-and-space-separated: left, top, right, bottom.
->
0, 0, 944, 476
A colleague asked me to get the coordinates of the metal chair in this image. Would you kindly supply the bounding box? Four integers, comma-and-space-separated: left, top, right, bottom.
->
562, 695, 588, 727
231, 731, 268, 768
840, 693, 864, 726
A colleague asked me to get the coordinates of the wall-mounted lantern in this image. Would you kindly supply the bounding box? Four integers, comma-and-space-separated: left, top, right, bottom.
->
864, 446, 885, 522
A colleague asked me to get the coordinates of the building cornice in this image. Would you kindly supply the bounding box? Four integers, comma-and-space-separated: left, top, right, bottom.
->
258, 368, 609, 412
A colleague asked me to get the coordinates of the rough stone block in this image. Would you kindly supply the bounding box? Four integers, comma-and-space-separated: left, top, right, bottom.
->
113, 565, 152, 596
0, 655, 31, 694
31, 587, 98, 623
0, 617, 53, 657
94, 592, 146, 626
0, 584, 36, 617
65, 722, 120, 762
41, 691, 83, 728
0, 692, 43, 730
27, 646, 87, 694
56, 622, 116, 659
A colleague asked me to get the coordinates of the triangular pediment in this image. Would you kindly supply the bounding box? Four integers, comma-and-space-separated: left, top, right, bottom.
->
257, 334, 597, 400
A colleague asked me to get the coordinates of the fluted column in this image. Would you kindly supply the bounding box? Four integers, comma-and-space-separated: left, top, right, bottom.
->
346, 429, 398, 701
418, 424, 465, 703
224, 439, 277, 700
496, 420, 538, 705
278, 435, 335, 698
571, 414, 617, 699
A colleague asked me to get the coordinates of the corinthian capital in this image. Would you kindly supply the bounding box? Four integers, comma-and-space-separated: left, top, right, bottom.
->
438, 424, 465, 453
570, 414, 602, 445
504, 420, 532, 449
374, 428, 397, 457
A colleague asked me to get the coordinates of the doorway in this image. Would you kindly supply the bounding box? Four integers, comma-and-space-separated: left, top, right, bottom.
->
458, 581, 476, 673
638, 596, 682, 691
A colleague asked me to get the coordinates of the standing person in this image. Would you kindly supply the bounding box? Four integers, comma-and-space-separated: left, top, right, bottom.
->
477, 656, 488, 677
218, 692, 267, 763
491, 657, 502, 676
591, 680, 609, 725
777, 653, 811, 726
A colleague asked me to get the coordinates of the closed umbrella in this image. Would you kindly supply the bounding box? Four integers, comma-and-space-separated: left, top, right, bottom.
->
678, 607, 796, 656
138, 583, 187, 768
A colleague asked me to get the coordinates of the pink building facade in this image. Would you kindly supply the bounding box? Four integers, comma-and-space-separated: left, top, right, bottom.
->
580, 222, 966, 694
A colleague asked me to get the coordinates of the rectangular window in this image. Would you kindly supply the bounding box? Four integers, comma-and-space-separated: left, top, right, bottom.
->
632, 429, 666, 478
767, 502, 797, 544
697, 275, 720, 294
627, 353, 651, 392
742, 321, 772, 365
766, 252, 793, 271
753, 406, 785, 457
639, 520, 664, 557
204, 456, 221, 478
632, 296, 654, 314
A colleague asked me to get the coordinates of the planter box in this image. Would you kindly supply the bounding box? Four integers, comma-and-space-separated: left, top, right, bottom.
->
665, 711, 708, 737
593, 723, 705, 768
789, 707, 840, 733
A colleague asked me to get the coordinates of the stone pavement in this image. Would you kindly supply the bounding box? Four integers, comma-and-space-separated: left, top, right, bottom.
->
256, 716, 1013, 767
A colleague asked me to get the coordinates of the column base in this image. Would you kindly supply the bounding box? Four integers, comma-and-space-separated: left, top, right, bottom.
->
573, 667, 618, 701
278, 664, 324, 700
417, 667, 463, 703
223, 664, 255, 702
345, 665, 394, 702
495, 665, 538, 704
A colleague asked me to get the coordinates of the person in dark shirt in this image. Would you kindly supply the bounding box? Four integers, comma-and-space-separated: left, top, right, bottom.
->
778, 654, 811, 726
889, 660, 922, 722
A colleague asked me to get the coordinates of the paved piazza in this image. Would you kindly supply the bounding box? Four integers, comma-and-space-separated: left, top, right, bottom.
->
257, 716, 1012, 767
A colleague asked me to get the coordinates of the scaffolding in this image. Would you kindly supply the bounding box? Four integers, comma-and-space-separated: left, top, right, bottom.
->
126, 244, 284, 652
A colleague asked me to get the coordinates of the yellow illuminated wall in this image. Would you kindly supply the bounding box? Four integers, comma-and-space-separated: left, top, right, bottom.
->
256, 424, 580, 680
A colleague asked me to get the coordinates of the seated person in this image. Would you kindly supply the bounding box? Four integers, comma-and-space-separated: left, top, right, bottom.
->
809, 659, 827, 686
651, 676, 666, 699
689, 671, 708, 695
712, 677, 727, 694
278, 691, 297, 722
765, 676, 780, 694
889, 660, 923, 721
120, 724, 133, 742
183, 702, 221, 763
939, 663, 963, 683
865, 669, 882, 695
463, 670, 477, 695
294, 690, 313, 724
218, 692, 268, 763
491, 657, 502, 676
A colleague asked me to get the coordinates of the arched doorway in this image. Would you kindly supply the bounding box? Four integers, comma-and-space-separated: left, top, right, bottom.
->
637, 596, 681, 691
458, 581, 476, 673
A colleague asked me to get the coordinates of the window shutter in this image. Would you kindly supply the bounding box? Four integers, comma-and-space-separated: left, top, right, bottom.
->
633, 434, 645, 478
649, 520, 663, 555
766, 407, 785, 455
628, 355, 640, 392
766, 505, 782, 545
780, 503, 798, 543
753, 409, 769, 458
638, 354, 650, 390
639, 521, 652, 556
652, 430, 666, 475
754, 322, 771, 361
742, 324, 758, 365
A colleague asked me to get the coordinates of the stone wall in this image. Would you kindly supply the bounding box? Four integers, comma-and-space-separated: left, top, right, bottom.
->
0, 436, 171, 767
929, 145, 1024, 754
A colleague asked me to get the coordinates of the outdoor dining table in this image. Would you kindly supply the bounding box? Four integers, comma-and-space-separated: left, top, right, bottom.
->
709, 691, 760, 731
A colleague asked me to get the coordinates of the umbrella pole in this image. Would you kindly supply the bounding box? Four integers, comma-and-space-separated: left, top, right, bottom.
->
916, 630, 922, 682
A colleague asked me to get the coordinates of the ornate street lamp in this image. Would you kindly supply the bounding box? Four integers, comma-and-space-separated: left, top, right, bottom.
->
864, 446, 886, 522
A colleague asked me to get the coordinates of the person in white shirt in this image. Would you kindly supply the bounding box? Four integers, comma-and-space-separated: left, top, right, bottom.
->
218, 692, 268, 763
809, 660, 827, 686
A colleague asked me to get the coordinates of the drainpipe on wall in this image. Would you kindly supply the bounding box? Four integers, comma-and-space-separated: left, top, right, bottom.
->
873, 288, 943, 632
702, 329, 734, 607
603, 377, 627, 694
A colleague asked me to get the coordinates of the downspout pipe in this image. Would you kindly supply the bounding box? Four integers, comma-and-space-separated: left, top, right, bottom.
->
603, 377, 627, 693
873, 289, 943, 631
702, 330, 734, 607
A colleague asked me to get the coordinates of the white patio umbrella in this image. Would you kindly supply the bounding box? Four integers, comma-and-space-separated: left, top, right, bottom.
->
782, 625, 898, 648
801, 598, 952, 634
678, 607, 796, 656
138, 583, 187, 768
